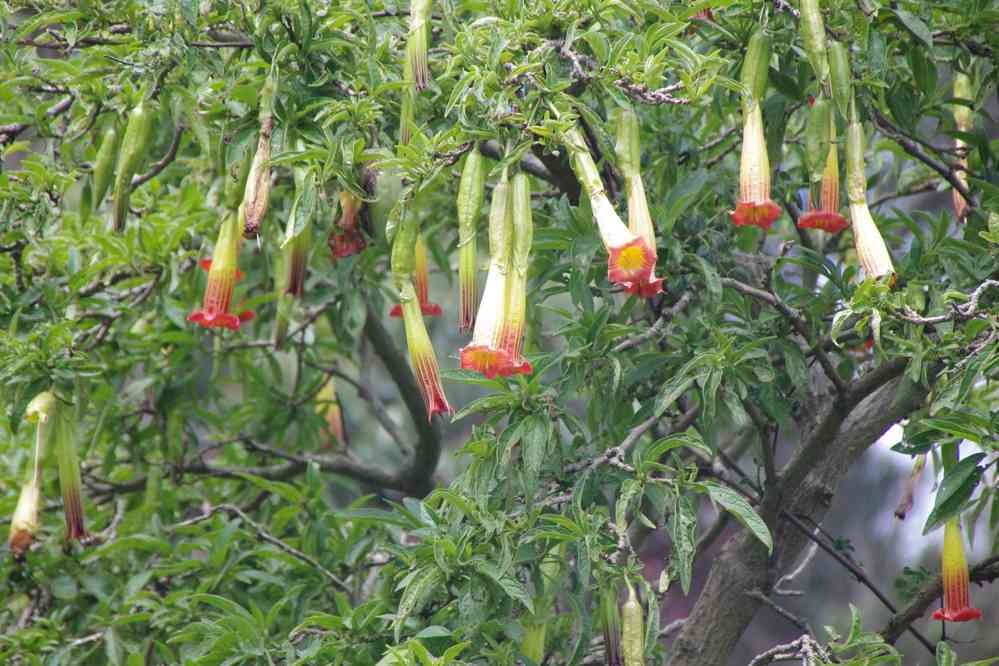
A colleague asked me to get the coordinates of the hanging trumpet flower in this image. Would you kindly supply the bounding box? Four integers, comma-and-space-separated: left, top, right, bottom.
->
392, 206, 451, 420
562, 126, 656, 289
615, 107, 664, 297
500, 172, 533, 375
9, 393, 53, 558
329, 191, 367, 258
461, 167, 516, 378
241, 74, 276, 238
933, 519, 983, 622
952, 72, 973, 222
391, 235, 441, 317
274, 156, 314, 349
188, 212, 255, 330
316, 377, 345, 447
799, 99, 848, 233
406, 0, 432, 92
730, 30, 782, 230
846, 100, 894, 280
458, 145, 485, 332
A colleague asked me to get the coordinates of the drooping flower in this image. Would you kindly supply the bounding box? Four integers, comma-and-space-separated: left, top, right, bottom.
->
391, 235, 441, 317
273, 173, 313, 349
730, 30, 781, 230
799, 123, 848, 233
845, 113, 894, 279
615, 107, 664, 297
391, 208, 451, 420
329, 191, 367, 258
562, 125, 656, 289
406, 0, 432, 92
457, 146, 485, 332
730, 103, 782, 229
952, 72, 973, 222
498, 172, 534, 375
188, 212, 255, 330
241, 75, 276, 238
9, 393, 52, 558
461, 168, 517, 378
932, 519, 983, 622
316, 377, 345, 447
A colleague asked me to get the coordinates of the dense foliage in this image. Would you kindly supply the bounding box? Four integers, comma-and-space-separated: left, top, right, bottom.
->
2, 1, 998, 664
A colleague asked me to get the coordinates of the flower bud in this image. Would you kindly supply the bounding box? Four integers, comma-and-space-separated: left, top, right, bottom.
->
952, 72, 973, 222
241, 76, 276, 238
799, 0, 829, 85
828, 41, 852, 120
621, 582, 645, 666
741, 30, 771, 108
457, 146, 486, 332
92, 125, 119, 209
111, 98, 155, 232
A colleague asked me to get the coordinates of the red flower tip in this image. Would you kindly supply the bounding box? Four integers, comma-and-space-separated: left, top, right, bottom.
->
798, 210, 848, 234
623, 275, 665, 298
188, 309, 245, 331
933, 607, 983, 622
807, 94, 815, 109
730, 200, 782, 229
460, 345, 516, 379
330, 230, 367, 258
389, 304, 403, 318
390, 302, 441, 318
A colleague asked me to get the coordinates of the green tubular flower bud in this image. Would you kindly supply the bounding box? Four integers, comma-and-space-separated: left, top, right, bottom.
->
457, 145, 485, 333
92, 125, 119, 209
601, 583, 622, 666
614, 106, 641, 180
111, 98, 155, 232
805, 97, 833, 184
621, 582, 645, 666
799, 0, 829, 85
406, 0, 432, 92
741, 29, 771, 108
828, 41, 852, 120
845, 115, 866, 205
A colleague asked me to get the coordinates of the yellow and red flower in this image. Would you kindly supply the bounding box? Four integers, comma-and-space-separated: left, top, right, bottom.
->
846, 117, 894, 279
799, 128, 847, 233
391, 235, 441, 317
730, 103, 781, 229
933, 519, 982, 622
399, 280, 452, 419
461, 168, 519, 378
316, 377, 345, 447
616, 107, 664, 297
498, 172, 534, 375
188, 213, 255, 331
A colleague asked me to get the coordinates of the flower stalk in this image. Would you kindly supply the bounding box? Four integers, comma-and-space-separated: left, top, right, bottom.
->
188, 212, 255, 330
563, 125, 656, 289
615, 107, 663, 297
458, 145, 485, 332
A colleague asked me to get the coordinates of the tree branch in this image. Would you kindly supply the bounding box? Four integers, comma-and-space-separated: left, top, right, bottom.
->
131, 124, 185, 187
0, 95, 74, 145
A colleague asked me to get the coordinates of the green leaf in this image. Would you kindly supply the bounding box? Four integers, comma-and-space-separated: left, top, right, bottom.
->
923, 453, 986, 534
893, 10, 933, 47
472, 560, 534, 614
701, 481, 773, 553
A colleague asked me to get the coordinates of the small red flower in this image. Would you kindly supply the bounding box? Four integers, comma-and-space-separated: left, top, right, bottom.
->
188, 214, 255, 331
932, 520, 983, 623
391, 235, 441, 317
329, 191, 367, 259
799, 131, 848, 234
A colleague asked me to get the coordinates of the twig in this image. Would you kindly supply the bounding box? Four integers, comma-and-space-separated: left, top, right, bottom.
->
0, 95, 74, 145
613, 292, 694, 352
131, 124, 185, 187
171, 503, 350, 592
896, 280, 999, 325
614, 79, 689, 106
746, 589, 811, 635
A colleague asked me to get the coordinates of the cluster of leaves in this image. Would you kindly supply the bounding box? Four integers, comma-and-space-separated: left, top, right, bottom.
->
1, 0, 998, 665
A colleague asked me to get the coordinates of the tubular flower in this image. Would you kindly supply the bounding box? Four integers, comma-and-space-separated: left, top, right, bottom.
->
731, 103, 781, 229
799, 124, 848, 233
615, 107, 664, 297
952, 72, 972, 222
241, 75, 276, 238
406, 0, 432, 92
316, 377, 345, 447
391, 235, 441, 317
188, 212, 255, 330
457, 146, 485, 332
392, 209, 451, 420
846, 112, 894, 279
274, 163, 313, 349
563, 126, 656, 288
731, 30, 781, 230
9, 392, 53, 558
499, 172, 533, 375
933, 519, 983, 622
329, 191, 367, 258
460, 168, 517, 378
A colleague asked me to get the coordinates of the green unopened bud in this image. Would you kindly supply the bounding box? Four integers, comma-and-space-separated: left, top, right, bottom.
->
805, 97, 833, 184
799, 0, 829, 85
828, 41, 852, 120
741, 30, 771, 108
457, 146, 485, 333
111, 98, 155, 232
92, 125, 119, 209
601, 583, 623, 666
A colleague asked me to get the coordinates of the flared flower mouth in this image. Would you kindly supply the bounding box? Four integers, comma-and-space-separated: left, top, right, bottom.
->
849, 203, 894, 279
460, 345, 516, 379
397, 283, 452, 420
798, 210, 848, 233
932, 520, 982, 623
730, 200, 782, 229
188, 260, 255, 331
623, 275, 665, 298
330, 228, 367, 258
608, 237, 656, 284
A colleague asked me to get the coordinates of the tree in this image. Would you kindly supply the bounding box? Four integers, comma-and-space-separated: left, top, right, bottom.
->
2, 0, 998, 664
